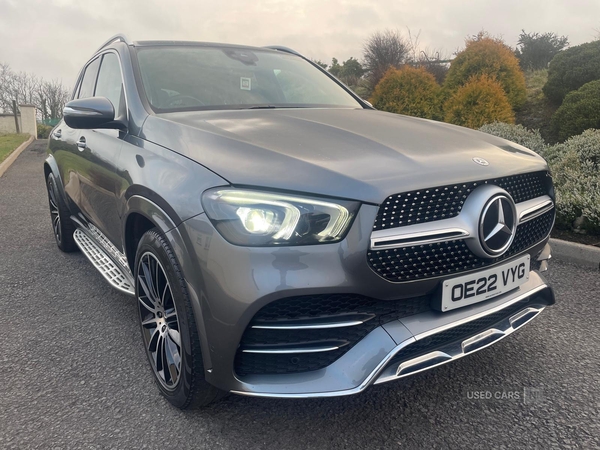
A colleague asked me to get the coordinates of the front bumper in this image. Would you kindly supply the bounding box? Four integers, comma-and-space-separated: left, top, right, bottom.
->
230, 277, 553, 398
175, 204, 553, 397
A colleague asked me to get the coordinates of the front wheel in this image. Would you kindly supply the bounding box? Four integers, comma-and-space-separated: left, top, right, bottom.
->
134, 229, 226, 408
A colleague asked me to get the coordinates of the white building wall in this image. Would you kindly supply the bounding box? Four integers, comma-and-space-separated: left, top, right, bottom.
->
19, 105, 37, 137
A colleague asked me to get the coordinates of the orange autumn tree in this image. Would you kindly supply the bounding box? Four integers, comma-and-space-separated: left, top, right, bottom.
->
444, 33, 526, 109
371, 66, 441, 119
444, 75, 515, 128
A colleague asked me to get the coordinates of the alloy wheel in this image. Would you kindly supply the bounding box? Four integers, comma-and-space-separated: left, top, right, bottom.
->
137, 252, 182, 390
47, 179, 62, 244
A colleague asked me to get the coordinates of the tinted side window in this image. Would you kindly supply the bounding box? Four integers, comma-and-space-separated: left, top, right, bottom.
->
78, 57, 101, 99
95, 53, 124, 114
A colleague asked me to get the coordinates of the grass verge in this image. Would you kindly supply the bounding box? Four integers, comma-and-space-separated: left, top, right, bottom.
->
0, 134, 30, 164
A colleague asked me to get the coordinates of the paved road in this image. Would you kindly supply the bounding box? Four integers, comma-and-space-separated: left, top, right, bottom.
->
1, 141, 599, 449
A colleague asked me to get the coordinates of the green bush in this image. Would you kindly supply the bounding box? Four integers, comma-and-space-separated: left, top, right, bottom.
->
444, 35, 527, 108
479, 124, 600, 233
550, 80, 600, 141
478, 121, 567, 164
37, 124, 52, 139
371, 66, 441, 119
479, 122, 548, 154
563, 128, 600, 169
542, 40, 600, 104
444, 75, 514, 128
552, 136, 600, 233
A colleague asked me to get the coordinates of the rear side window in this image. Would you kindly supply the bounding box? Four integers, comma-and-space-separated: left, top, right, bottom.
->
78, 57, 100, 99
95, 53, 125, 114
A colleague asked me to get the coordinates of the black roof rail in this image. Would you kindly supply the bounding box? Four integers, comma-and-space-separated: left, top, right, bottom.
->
96, 34, 131, 53
264, 45, 303, 57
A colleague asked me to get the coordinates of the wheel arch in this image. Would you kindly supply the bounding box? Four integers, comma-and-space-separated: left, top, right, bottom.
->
44, 154, 68, 203
123, 195, 181, 272
44, 154, 59, 180
43, 161, 52, 179
123, 194, 213, 371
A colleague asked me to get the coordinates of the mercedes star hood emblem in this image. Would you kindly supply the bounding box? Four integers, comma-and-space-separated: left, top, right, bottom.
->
473, 157, 489, 166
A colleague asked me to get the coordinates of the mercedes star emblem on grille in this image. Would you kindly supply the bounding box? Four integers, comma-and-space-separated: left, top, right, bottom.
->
479, 194, 517, 257
472, 157, 489, 166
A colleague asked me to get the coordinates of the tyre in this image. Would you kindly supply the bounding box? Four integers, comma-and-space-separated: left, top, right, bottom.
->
46, 173, 78, 252
134, 229, 226, 408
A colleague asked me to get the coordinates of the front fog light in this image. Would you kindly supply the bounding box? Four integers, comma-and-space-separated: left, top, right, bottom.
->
201, 188, 360, 246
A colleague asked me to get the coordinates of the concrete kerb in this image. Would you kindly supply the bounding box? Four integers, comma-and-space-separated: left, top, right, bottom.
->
0, 136, 35, 178
550, 238, 600, 270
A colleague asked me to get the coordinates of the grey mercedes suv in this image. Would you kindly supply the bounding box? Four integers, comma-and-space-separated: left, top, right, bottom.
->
45, 35, 555, 408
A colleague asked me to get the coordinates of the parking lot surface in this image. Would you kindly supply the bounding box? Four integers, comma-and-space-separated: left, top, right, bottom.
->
1, 141, 599, 449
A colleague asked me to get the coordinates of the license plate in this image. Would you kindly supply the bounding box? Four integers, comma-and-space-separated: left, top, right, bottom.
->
440, 255, 530, 312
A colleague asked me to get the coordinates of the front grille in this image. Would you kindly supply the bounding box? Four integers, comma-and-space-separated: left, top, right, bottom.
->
385, 297, 531, 369
368, 209, 554, 282
234, 294, 431, 376
373, 171, 549, 231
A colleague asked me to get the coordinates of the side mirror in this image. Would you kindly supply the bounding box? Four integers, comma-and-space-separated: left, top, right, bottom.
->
63, 97, 124, 130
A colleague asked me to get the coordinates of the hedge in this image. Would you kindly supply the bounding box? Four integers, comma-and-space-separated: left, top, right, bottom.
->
542, 40, 600, 104
550, 80, 600, 142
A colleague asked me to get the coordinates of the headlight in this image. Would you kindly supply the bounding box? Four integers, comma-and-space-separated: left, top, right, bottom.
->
201, 188, 360, 246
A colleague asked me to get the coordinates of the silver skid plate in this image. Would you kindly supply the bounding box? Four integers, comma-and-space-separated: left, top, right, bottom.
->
73, 229, 135, 295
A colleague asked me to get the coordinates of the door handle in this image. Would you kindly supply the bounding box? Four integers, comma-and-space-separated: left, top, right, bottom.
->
77, 137, 87, 151
53, 129, 62, 139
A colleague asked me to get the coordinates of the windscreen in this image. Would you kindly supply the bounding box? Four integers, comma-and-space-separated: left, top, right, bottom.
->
135, 46, 362, 112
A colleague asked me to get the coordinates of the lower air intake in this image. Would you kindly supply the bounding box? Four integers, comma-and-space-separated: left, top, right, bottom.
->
235, 294, 431, 376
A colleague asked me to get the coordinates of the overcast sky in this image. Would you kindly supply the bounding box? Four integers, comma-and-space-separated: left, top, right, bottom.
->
1, 0, 599, 88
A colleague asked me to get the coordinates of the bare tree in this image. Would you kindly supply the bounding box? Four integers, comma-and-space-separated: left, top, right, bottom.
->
0, 63, 16, 113
406, 28, 422, 63
0, 62, 70, 121
413, 49, 451, 84
0, 66, 38, 113
363, 29, 410, 88
10, 72, 39, 108
404, 28, 450, 84
37, 79, 70, 122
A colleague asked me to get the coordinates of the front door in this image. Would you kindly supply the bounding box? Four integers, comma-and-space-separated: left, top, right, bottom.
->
72, 52, 128, 248
53, 56, 101, 214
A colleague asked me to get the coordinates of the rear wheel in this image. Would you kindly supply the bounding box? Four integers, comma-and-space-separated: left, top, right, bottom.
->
135, 229, 226, 408
46, 173, 78, 252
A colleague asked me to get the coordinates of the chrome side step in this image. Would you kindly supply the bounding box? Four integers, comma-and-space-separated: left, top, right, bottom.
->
73, 229, 135, 296
88, 223, 131, 270
375, 304, 545, 384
